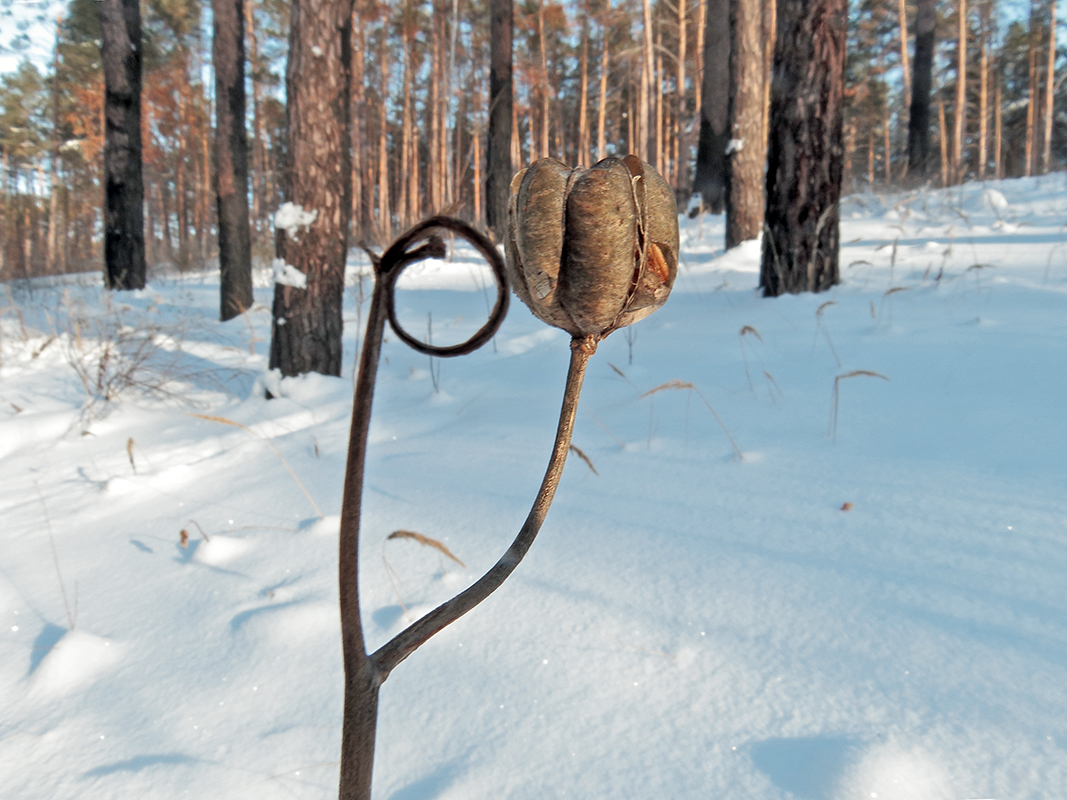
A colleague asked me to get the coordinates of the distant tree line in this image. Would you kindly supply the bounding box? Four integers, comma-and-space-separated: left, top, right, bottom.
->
0, 0, 1063, 283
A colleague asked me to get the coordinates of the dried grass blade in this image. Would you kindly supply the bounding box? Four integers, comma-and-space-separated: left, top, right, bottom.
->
387, 530, 466, 567
189, 413, 324, 518
568, 444, 599, 475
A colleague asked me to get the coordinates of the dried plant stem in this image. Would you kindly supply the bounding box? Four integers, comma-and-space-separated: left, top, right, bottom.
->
337, 283, 592, 798
189, 413, 323, 519
36, 483, 75, 630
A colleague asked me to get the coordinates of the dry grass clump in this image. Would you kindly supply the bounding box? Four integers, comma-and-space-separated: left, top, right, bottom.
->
640, 380, 744, 460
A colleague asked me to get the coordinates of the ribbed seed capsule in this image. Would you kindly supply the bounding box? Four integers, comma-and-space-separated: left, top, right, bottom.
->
506, 155, 678, 341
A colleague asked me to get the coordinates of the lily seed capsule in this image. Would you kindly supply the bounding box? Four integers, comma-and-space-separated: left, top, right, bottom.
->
506, 155, 679, 341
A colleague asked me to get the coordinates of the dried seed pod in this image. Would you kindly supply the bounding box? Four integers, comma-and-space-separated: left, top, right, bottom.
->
506, 155, 678, 340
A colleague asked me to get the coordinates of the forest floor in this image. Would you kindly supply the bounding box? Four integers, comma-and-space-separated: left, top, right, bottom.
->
2, 174, 1066, 799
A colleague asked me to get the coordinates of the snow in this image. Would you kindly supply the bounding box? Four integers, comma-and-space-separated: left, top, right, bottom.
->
3, 174, 1067, 799
272, 258, 308, 289
275, 202, 319, 239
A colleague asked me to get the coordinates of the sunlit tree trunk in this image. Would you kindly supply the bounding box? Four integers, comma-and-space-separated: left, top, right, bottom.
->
978, 0, 989, 179
761, 0, 846, 297
377, 41, 390, 240
899, 0, 911, 110
726, 0, 765, 247
247, 0, 265, 241
1026, 1, 1037, 177
486, 0, 513, 239
953, 0, 967, 183
268, 0, 354, 379
676, 0, 689, 193
938, 93, 949, 184
640, 0, 654, 162
1043, 0, 1056, 173
596, 19, 609, 159
578, 21, 590, 166
99, 0, 146, 289
994, 67, 1003, 178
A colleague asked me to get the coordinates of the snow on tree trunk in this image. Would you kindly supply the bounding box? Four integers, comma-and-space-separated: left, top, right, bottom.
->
268, 0, 353, 378
761, 0, 846, 297
726, 0, 766, 248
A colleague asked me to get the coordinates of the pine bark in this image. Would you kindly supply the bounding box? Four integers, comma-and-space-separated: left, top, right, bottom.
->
761, 0, 846, 297
485, 0, 513, 239
1027, 1, 1037, 177
99, 0, 146, 289
675, 0, 689, 193
640, 0, 655, 163
596, 21, 609, 160
899, 0, 911, 110
1043, 0, 1056, 173
692, 0, 729, 213
268, 0, 354, 379
978, 0, 989, 178
726, 0, 766, 247
212, 0, 254, 320
953, 0, 967, 183
908, 0, 937, 178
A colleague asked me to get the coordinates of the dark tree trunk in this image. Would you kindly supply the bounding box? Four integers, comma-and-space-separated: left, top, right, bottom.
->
99, 0, 146, 290
692, 0, 730, 214
908, 0, 937, 177
268, 0, 353, 378
761, 0, 846, 296
485, 0, 513, 240
212, 0, 254, 321
726, 0, 766, 247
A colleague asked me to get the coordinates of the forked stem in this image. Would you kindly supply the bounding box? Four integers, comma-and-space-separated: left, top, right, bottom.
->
336, 235, 596, 800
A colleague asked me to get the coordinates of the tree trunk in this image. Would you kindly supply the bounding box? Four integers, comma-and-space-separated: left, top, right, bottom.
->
692, 0, 729, 213
1043, 0, 1056, 173
953, 0, 967, 183
726, 0, 765, 247
213, 0, 254, 320
537, 3, 550, 160
994, 68, 1003, 178
978, 0, 989, 179
99, 0, 146, 290
485, 0, 513, 240
899, 0, 911, 111
938, 93, 949, 185
377, 41, 390, 240
578, 22, 590, 166
247, 0, 265, 242
908, 0, 937, 178
268, 0, 353, 378
1027, 1, 1037, 177
640, 0, 655, 163
597, 20, 609, 160
761, 0, 846, 297
676, 0, 689, 193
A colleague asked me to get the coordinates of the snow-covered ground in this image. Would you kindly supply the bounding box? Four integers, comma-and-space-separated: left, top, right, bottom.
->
2, 175, 1066, 800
